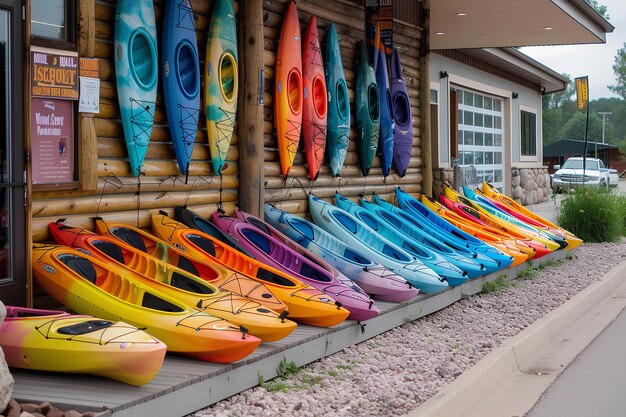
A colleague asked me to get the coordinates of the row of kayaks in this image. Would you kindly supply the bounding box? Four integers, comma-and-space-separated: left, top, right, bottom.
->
5, 183, 581, 386
115, 0, 237, 176
275, 1, 413, 180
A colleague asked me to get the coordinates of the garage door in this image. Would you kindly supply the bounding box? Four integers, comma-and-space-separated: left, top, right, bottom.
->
455, 87, 505, 190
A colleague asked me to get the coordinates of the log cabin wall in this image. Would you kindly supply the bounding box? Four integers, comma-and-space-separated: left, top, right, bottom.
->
30, 0, 423, 243
262, 0, 423, 216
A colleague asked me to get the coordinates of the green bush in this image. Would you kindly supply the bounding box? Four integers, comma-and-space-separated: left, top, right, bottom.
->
557, 187, 625, 242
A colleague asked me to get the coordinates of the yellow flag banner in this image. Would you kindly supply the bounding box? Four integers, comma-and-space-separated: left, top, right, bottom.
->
575, 76, 589, 110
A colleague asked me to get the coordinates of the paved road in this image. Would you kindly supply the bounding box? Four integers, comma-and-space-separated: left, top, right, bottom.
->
526, 308, 626, 417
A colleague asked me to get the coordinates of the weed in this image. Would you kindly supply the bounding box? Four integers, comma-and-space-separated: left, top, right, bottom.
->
482, 275, 511, 293
276, 360, 299, 378
328, 370, 338, 377
451, 343, 460, 349
517, 266, 539, 280
566, 253, 574, 260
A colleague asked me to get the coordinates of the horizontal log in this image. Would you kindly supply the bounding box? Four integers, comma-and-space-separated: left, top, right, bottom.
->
265, 183, 420, 202
98, 158, 238, 178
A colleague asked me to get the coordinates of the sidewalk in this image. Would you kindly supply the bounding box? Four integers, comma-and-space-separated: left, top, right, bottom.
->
407, 181, 626, 417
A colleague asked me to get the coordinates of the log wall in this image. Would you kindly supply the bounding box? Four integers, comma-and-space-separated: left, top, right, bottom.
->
30, 0, 423, 243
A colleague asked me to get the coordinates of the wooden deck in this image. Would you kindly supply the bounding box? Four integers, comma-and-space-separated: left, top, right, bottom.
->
11, 251, 567, 417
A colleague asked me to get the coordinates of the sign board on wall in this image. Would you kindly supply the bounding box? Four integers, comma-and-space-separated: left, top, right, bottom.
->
366, 0, 393, 57
31, 46, 79, 100
31, 98, 75, 184
78, 58, 101, 113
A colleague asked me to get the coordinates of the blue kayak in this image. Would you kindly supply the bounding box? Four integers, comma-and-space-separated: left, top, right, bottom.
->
390, 47, 412, 177
334, 194, 468, 286
307, 194, 447, 294
162, 0, 200, 175
372, 47, 394, 178
114, 0, 159, 176
372, 194, 507, 273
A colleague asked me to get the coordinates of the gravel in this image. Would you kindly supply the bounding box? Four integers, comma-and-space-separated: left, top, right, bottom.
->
190, 239, 626, 417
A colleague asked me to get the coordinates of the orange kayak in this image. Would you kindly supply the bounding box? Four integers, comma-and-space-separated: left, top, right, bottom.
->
93, 217, 287, 313
32, 244, 260, 363
420, 195, 529, 266
49, 222, 296, 343
275, 0, 303, 177
150, 211, 350, 327
302, 15, 327, 181
481, 182, 583, 249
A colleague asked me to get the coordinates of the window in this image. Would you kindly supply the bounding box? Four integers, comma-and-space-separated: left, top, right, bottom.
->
520, 110, 537, 157
31, 0, 74, 45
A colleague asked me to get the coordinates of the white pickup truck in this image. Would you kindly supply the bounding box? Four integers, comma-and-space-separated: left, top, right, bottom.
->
552, 157, 616, 192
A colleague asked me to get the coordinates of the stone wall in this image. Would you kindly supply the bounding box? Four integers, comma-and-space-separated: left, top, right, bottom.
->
433, 168, 454, 197
511, 167, 552, 205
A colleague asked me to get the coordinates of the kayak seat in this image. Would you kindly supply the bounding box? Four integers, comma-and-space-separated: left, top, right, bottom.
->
141, 291, 184, 312
358, 212, 379, 230
170, 271, 213, 295
242, 229, 270, 254
92, 240, 126, 264
256, 267, 296, 287
291, 219, 315, 240
59, 254, 97, 285
333, 212, 357, 234
58, 320, 112, 336
299, 262, 331, 282
382, 244, 410, 262
112, 228, 147, 253
187, 234, 216, 257
176, 256, 201, 276
343, 248, 370, 265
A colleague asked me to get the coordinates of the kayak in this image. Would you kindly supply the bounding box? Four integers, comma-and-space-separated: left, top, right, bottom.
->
162, 0, 200, 175
205, 0, 238, 176
302, 15, 327, 181
481, 182, 583, 249
334, 194, 468, 286
94, 217, 287, 313
114, 0, 158, 176
274, 0, 302, 177
360, 198, 488, 278
355, 41, 380, 176
324, 22, 350, 177
390, 47, 412, 177
371, 194, 508, 273
212, 213, 379, 321
264, 204, 419, 302
0, 306, 166, 386
308, 194, 448, 294
150, 211, 351, 327
49, 222, 296, 342
32, 244, 261, 363
372, 44, 394, 177
394, 187, 522, 266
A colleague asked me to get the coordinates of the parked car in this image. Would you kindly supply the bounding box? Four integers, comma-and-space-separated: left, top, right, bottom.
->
608, 169, 619, 187
552, 157, 610, 192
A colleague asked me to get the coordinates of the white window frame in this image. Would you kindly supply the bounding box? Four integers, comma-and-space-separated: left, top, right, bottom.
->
519, 105, 538, 162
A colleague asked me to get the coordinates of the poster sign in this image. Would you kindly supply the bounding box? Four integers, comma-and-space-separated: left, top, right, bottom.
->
79, 58, 100, 113
31, 98, 75, 184
366, 0, 393, 57
575, 76, 589, 110
31, 47, 79, 100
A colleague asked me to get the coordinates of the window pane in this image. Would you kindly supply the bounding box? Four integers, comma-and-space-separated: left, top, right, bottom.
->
475, 152, 484, 165
463, 151, 473, 165
430, 89, 438, 104
521, 111, 537, 156
458, 110, 463, 124
475, 132, 483, 146
464, 111, 473, 126
495, 152, 502, 164
494, 170, 503, 182
474, 95, 483, 109
494, 116, 502, 129
457, 90, 463, 105
474, 113, 483, 127
464, 91, 473, 107
485, 152, 494, 164
484, 114, 493, 128
31, 0, 68, 41
494, 134, 502, 147
494, 99, 502, 112
464, 130, 473, 145
485, 133, 493, 146
484, 97, 493, 110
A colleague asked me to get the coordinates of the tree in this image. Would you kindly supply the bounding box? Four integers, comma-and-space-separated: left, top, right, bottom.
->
608, 43, 626, 99
586, 0, 610, 20
557, 112, 604, 142
544, 73, 575, 109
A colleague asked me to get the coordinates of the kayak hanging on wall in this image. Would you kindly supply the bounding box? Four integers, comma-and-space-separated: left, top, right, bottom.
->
274, 0, 303, 177
205, 0, 238, 176
356, 41, 380, 176
114, 0, 158, 177
162, 0, 200, 175
324, 22, 350, 177
302, 15, 328, 182
390, 47, 413, 177
372, 44, 394, 179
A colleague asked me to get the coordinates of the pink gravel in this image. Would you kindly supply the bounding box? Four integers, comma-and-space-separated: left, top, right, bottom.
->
190, 239, 626, 417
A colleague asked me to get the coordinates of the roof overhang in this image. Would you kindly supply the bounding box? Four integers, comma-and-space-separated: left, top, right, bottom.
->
431, 0, 614, 50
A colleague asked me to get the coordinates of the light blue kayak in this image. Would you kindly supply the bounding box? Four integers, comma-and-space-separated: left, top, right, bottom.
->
307, 194, 447, 294
372, 194, 507, 273
359, 199, 487, 278
264, 204, 418, 302
162, 0, 200, 175
395, 188, 514, 266
115, 0, 158, 176
334, 194, 468, 286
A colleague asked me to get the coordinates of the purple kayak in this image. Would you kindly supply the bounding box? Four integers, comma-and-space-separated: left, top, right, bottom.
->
212, 213, 379, 321
390, 47, 413, 178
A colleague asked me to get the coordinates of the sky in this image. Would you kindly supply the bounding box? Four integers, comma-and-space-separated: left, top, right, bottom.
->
521, 0, 625, 100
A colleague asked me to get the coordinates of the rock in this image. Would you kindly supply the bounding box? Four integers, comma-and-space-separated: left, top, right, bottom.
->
19, 413, 35, 417
62, 411, 82, 417
537, 188, 544, 202
4, 399, 20, 417
20, 404, 41, 414
520, 169, 530, 187
512, 186, 523, 201
80, 412, 96, 417
43, 404, 64, 417
511, 175, 521, 188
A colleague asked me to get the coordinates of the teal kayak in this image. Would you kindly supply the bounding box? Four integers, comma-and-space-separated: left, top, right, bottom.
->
356, 42, 380, 176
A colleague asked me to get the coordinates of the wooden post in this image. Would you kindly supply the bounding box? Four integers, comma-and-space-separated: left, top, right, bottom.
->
419, 0, 433, 197
237, 0, 265, 216
77, 0, 98, 191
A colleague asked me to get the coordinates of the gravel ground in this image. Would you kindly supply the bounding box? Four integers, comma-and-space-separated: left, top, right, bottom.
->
191, 239, 626, 417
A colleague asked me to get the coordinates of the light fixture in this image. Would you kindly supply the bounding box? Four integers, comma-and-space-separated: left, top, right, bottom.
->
435, 32, 446, 35
540, 86, 546, 95
440, 71, 449, 79
455, 12, 467, 16
542, 26, 553, 30
512, 92, 519, 99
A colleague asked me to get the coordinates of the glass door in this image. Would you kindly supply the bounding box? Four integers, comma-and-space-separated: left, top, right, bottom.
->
0, 0, 26, 306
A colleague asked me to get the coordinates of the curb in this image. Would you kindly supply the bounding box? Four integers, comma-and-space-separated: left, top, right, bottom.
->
406, 259, 626, 417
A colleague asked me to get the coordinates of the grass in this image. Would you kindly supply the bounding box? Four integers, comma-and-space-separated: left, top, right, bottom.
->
257, 360, 325, 393
557, 187, 626, 242
482, 274, 511, 293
